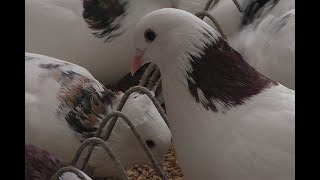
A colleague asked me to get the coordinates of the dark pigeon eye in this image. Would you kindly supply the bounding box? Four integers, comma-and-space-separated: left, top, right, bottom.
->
145, 140, 156, 148
144, 29, 156, 42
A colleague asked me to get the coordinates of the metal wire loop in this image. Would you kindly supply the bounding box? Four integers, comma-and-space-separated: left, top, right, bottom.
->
198, 0, 217, 19
71, 137, 129, 180
139, 63, 157, 87
70, 87, 169, 180
232, 0, 244, 12
51, 166, 91, 180
195, 11, 228, 40
76, 111, 168, 180
105, 112, 167, 179
103, 86, 170, 143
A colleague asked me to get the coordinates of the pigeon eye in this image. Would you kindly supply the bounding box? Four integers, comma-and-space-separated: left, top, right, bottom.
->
144, 29, 156, 42
145, 140, 156, 148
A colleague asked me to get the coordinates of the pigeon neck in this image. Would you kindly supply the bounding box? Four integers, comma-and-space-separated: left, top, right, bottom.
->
183, 37, 278, 112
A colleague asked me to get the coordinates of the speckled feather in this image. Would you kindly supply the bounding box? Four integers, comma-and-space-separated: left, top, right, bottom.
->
34, 56, 116, 139
82, 0, 128, 41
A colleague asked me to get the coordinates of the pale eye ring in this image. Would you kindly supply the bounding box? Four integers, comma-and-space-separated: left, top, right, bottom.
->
144, 29, 156, 42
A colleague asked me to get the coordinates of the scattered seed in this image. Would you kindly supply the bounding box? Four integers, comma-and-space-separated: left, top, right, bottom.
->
126, 144, 184, 179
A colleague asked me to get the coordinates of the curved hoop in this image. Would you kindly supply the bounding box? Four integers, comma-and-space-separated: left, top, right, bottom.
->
71, 137, 129, 180
51, 166, 90, 180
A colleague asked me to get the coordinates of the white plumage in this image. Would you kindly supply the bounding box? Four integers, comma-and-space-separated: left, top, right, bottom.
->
25, 0, 174, 84
230, 9, 295, 89
131, 8, 295, 180
26, 0, 295, 90
59, 171, 92, 180
206, 0, 295, 89
25, 0, 213, 84
25, 52, 171, 178
206, 0, 295, 37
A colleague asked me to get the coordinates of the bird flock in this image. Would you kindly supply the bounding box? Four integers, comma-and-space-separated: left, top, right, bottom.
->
25, 0, 295, 179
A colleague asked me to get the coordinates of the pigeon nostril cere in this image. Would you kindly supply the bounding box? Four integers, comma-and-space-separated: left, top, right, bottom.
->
145, 140, 156, 148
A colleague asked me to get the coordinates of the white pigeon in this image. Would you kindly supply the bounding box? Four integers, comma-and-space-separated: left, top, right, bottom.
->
206, 0, 295, 89
25, 0, 214, 84
25, 0, 176, 84
205, 0, 295, 37
230, 9, 295, 89
25, 0, 294, 88
25, 52, 171, 178
25, 144, 92, 180
131, 8, 295, 180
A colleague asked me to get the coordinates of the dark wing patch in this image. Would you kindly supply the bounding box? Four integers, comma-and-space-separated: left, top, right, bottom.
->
241, 0, 280, 26
102, 88, 117, 106
187, 78, 217, 111
83, 0, 128, 41
186, 37, 278, 112
39, 64, 116, 141
56, 73, 110, 139
39, 63, 62, 69
25, 144, 65, 180
65, 111, 97, 134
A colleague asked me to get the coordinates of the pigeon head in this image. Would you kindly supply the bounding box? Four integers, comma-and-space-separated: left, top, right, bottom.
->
130, 8, 218, 75
131, 8, 277, 111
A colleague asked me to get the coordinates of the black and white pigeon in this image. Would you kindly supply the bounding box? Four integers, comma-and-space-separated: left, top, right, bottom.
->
206, 0, 294, 37
25, 0, 294, 106
206, 0, 295, 89
25, 0, 176, 84
230, 8, 295, 89
25, 144, 92, 180
131, 8, 294, 180
25, 52, 171, 178
25, 0, 211, 84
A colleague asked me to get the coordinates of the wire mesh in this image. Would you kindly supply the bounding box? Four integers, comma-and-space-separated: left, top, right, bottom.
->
51, 0, 244, 179
71, 137, 129, 180
52, 86, 169, 180
74, 110, 168, 180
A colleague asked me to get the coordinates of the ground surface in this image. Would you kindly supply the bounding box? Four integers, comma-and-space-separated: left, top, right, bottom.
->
126, 144, 184, 180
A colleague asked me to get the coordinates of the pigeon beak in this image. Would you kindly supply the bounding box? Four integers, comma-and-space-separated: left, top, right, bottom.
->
131, 48, 145, 76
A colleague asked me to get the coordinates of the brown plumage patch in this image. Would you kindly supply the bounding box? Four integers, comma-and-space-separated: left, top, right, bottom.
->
83, 0, 128, 41
57, 74, 107, 134
242, 0, 280, 26
39, 63, 116, 138
186, 36, 278, 112
25, 144, 66, 180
